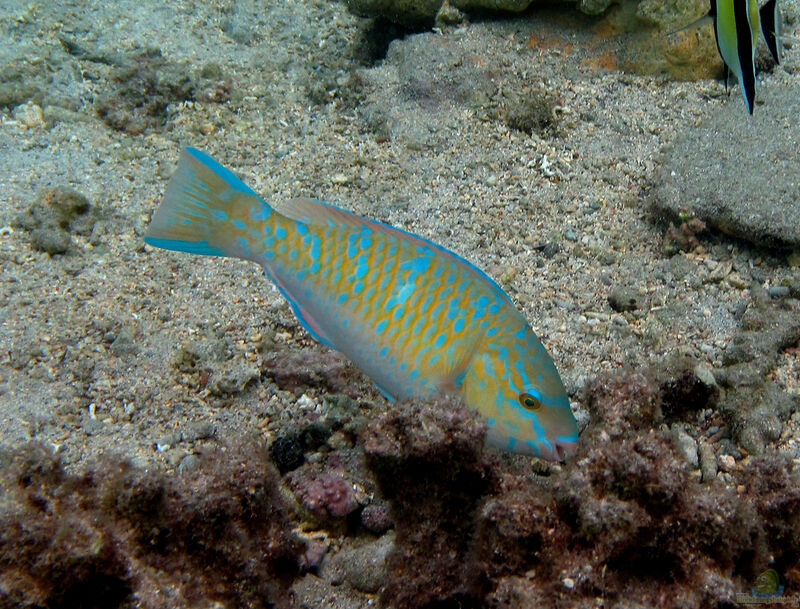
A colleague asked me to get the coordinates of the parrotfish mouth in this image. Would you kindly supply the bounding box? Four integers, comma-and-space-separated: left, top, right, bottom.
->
556, 440, 577, 461
547, 439, 577, 462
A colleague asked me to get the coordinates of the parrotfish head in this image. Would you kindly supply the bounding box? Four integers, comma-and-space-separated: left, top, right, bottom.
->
462, 331, 579, 461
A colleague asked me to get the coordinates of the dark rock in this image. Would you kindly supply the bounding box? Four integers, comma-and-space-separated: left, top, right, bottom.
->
659, 365, 719, 419
541, 242, 561, 259
361, 501, 394, 534
363, 396, 491, 608
584, 371, 661, 434
269, 435, 305, 474
344, 0, 543, 25
344, 0, 442, 24
299, 422, 331, 451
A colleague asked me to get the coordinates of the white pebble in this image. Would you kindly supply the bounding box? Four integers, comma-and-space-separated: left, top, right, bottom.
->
717, 454, 735, 472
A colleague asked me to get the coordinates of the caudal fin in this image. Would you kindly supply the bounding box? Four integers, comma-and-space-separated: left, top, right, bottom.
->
145, 148, 270, 258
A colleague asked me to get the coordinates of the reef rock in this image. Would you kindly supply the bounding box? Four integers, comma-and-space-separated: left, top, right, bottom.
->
651, 80, 800, 249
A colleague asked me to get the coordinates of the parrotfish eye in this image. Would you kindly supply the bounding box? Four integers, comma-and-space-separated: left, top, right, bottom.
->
519, 392, 541, 411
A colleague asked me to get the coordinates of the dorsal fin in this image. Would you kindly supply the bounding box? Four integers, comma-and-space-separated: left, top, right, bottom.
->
760, 0, 781, 64
272, 197, 367, 229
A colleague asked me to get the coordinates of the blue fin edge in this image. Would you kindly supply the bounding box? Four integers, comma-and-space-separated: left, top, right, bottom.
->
144, 237, 227, 257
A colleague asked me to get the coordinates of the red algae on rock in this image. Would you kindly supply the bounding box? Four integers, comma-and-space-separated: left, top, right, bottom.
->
363, 396, 494, 608
0, 441, 304, 609
2, 363, 797, 609
354, 369, 800, 609
288, 467, 360, 523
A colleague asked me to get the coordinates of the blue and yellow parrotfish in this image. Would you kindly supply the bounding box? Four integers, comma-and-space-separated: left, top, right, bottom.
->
704, 0, 782, 114
145, 149, 579, 460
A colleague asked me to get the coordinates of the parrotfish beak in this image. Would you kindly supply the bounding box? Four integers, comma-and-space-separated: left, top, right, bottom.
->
537, 438, 577, 462
554, 439, 577, 462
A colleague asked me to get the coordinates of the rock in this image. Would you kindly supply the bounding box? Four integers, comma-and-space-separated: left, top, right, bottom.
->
289, 468, 359, 522
15, 186, 95, 254
109, 326, 138, 357
660, 365, 719, 419
174, 338, 228, 373
206, 358, 259, 396
717, 454, 735, 473
344, 0, 441, 24
608, 286, 640, 312
344, 0, 718, 80
344, 0, 531, 24
30, 227, 71, 254
182, 421, 216, 442
363, 397, 490, 607
0, 443, 305, 608
621, 0, 719, 79
671, 427, 699, 469
361, 501, 394, 534
650, 81, 800, 249
263, 349, 362, 397
300, 538, 329, 572
299, 422, 332, 451
269, 435, 305, 474
693, 364, 717, 392
176, 454, 201, 473
698, 442, 717, 482
342, 0, 697, 25
769, 286, 790, 299
322, 533, 395, 594
12, 101, 46, 128
155, 432, 182, 451
576, 0, 609, 14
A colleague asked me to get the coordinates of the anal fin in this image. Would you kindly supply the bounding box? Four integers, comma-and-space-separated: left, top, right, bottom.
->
263, 268, 335, 349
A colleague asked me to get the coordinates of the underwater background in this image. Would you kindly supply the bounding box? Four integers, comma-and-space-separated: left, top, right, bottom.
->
1, 0, 799, 607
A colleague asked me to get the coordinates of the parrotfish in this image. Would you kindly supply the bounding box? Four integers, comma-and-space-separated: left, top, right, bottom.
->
694, 0, 782, 113
145, 148, 579, 460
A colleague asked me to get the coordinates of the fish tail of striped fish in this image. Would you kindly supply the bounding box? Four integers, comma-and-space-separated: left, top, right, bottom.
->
144, 147, 274, 261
